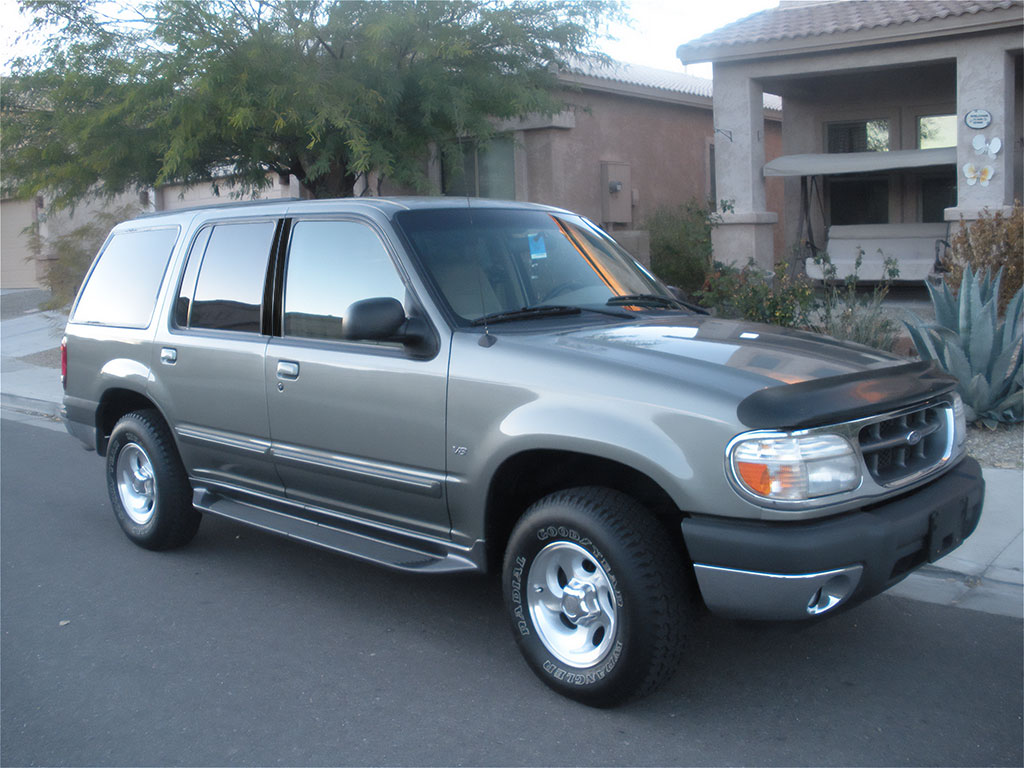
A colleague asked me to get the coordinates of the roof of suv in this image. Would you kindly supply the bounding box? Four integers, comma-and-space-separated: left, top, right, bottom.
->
132, 196, 572, 226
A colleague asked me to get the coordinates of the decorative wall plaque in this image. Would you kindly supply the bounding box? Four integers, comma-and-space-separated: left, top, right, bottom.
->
964, 109, 992, 130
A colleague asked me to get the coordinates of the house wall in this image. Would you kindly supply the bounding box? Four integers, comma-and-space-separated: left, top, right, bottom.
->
155, 172, 308, 211
1, 198, 41, 289
519, 89, 785, 265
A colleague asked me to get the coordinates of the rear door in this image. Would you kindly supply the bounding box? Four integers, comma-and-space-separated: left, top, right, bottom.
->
151, 219, 282, 495
265, 217, 451, 537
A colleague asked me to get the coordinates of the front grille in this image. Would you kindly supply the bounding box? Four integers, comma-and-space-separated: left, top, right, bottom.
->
858, 403, 950, 486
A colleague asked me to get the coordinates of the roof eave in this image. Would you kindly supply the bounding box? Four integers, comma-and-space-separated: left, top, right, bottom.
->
557, 71, 713, 109
676, 8, 1024, 65
557, 73, 783, 118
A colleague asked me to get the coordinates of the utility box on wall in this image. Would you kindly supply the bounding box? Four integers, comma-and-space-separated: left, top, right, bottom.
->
601, 162, 632, 226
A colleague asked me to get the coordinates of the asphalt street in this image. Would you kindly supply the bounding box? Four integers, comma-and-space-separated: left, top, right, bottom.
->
2, 414, 1022, 767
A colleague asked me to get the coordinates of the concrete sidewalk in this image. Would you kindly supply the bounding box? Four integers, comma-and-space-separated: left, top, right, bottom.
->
1, 288, 1021, 618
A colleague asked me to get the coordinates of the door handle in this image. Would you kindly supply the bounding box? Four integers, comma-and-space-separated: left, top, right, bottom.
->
276, 360, 300, 380
160, 347, 177, 365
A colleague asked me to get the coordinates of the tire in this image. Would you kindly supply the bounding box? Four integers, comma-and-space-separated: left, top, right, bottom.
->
502, 487, 691, 706
106, 409, 201, 550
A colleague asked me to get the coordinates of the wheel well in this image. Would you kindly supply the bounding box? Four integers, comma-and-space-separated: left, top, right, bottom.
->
484, 450, 687, 572
95, 389, 162, 456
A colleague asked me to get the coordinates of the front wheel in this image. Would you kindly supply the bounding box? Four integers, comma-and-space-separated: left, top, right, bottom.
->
502, 487, 691, 706
106, 409, 201, 550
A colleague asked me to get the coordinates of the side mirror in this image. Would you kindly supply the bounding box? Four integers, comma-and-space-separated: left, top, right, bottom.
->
343, 297, 407, 341
342, 297, 433, 353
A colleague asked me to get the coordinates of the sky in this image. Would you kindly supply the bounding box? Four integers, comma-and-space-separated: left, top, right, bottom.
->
604, 0, 778, 78
0, 0, 779, 77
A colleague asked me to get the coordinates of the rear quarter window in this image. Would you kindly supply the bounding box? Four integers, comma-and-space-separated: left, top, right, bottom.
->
72, 227, 180, 328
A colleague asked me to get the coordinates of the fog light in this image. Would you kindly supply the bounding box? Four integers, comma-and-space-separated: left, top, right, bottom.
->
806, 573, 856, 615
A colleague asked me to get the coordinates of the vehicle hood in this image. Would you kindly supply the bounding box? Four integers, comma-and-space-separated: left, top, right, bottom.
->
496, 314, 955, 428
543, 314, 903, 385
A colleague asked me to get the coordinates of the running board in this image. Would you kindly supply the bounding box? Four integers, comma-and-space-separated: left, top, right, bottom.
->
192, 485, 484, 574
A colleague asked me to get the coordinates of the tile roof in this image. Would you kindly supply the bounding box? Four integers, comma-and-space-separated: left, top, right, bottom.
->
567, 59, 783, 111
678, 0, 1022, 56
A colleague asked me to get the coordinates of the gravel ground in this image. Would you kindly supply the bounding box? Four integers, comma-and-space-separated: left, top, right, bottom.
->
967, 422, 1024, 469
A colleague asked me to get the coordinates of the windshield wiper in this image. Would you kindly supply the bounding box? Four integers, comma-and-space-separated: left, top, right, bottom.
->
606, 293, 682, 309
470, 305, 582, 326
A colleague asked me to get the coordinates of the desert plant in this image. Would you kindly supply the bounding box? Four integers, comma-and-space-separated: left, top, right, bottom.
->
810, 248, 902, 352
904, 266, 1023, 428
697, 259, 815, 328
646, 199, 723, 296
27, 202, 140, 310
944, 202, 1022, 314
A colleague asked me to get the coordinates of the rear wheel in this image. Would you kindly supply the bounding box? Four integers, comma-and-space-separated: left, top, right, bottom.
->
502, 487, 691, 706
106, 409, 200, 550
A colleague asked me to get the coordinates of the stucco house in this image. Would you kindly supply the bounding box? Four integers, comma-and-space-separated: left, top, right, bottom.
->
425, 60, 784, 262
677, 0, 1023, 280
1, 61, 783, 288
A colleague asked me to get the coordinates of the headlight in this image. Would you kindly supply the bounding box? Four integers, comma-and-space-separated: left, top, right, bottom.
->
729, 434, 861, 501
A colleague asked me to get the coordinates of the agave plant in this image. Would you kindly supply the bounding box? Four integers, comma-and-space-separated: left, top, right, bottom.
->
904, 266, 1023, 428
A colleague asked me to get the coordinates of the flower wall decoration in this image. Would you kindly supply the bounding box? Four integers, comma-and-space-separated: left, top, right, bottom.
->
972, 134, 1002, 159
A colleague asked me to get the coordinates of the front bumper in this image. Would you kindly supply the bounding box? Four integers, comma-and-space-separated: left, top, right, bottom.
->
682, 456, 985, 620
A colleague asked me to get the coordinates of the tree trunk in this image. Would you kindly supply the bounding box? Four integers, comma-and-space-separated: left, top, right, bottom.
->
296, 159, 358, 198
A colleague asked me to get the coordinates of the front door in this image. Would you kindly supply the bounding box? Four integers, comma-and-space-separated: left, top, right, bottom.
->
265, 218, 450, 537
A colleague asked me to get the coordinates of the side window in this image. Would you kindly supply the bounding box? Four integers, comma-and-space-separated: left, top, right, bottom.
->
283, 220, 406, 342
73, 227, 179, 328
180, 221, 275, 333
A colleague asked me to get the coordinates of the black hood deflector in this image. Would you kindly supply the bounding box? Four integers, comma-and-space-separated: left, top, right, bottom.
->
737, 361, 957, 430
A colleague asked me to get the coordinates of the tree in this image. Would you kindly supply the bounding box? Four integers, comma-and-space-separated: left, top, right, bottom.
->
2, 0, 623, 207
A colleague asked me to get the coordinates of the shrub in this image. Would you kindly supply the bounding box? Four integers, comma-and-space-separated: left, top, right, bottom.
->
810, 249, 902, 352
945, 201, 1022, 314
646, 199, 721, 296
697, 260, 815, 328
28, 202, 140, 310
904, 266, 1023, 428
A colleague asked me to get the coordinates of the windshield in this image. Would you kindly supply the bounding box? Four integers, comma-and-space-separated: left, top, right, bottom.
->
394, 208, 678, 324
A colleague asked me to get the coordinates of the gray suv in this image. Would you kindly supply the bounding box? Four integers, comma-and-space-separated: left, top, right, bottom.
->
62, 197, 984, 706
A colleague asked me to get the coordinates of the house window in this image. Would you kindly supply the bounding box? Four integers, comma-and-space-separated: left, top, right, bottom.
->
919, 169, 957, 222
442, 136, 515, 199
827, 120, 890, 153
828, 175, 889, 225
918, 114, 956, 149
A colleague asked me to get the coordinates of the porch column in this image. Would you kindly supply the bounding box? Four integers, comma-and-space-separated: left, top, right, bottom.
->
710, 66, 778, 270
946, 45, 1015, 222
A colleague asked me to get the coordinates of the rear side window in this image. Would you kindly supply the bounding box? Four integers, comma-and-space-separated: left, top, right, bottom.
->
72, 227, 179, 328
176, 221, 276, 333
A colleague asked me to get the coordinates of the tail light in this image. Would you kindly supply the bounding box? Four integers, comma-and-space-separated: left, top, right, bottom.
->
60, 337, 67, 390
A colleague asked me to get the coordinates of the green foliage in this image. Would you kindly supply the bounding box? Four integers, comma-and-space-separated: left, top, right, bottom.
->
945, 202, 1023, 315
904, 267, 1024, 428
696, 249, 902, 352
697, 260, 815, 328
28, 203, 141, 309
645, 199, 720, 295
2, 0, 624, 208
810, 248, 901, 352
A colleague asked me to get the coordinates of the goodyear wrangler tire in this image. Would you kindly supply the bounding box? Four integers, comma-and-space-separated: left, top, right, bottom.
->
502, 487, 690, 706
106, 409, 201, 551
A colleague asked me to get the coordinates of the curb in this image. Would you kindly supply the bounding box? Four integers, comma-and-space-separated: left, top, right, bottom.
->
889, 564, 1023, 619
0, 393, 62, 419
